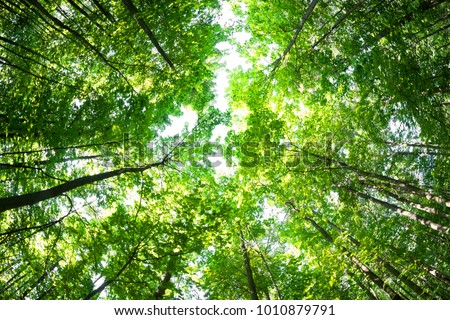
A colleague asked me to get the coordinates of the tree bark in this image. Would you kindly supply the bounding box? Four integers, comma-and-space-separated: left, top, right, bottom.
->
120, 0, 175, 71
154, 256, 177, 300
286, 202, 402, 299
300, 146, 450, 209
328, 221, 430, 298
255, 249, 282, 299
239, 231, 259, 300
311, 0, 364, 49
272, 0, 319, 71
344, 186, 450, 234
20, 261, 59, 299
360, 181, 449, 219
24, 0, 134, 89
84, 243, 140, 299
91, 0, 116, 22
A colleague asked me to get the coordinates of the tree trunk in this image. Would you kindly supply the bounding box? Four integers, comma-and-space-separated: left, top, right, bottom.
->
20, 261, 59, 299
311, 0, 364, 49
120, 0, 175, 70
0, 160, 165, 213
84, 243, 140, 299
0, 139, 126, 157
287, 202, 402, 300
91, 0, 116, 22
344, 186, 450, 234
24, 0, 134, 89
300, 146, 450, 209
255, 249, 282, 299
154, 256, 177, 300
239, 231, 259, 300
272, 0, 319, 71
360, 181, 449, 219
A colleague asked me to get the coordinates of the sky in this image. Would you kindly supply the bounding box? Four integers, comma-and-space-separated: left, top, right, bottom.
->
160, 1, 251, 175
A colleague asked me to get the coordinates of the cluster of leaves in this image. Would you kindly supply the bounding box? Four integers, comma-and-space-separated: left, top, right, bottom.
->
1, 0, 449, 300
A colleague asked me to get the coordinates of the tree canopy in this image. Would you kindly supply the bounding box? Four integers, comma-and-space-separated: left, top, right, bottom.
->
0, 0, 449, 300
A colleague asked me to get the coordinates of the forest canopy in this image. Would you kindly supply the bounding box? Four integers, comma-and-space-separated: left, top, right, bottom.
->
0, 0, 449, 300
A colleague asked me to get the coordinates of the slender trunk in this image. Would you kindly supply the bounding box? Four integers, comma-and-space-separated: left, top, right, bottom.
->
66, 0, 104, 30
0, 0, 20, 15
255, 249, 282, 299
0, 155, 115, 169
382, 262, 429, 299
352, 167, 450, 209
0, 42, 60, 77
272, 0, 319, 71
346, 253, 402, 300
328, 220, 432, 298
417, 261, 450, 285
300, 146, 450, 208
287, 202, 401, 300
20, 261, 59, 299
239, 231, 259, 300
120, 0, 175, 71
0, 207, 73, 238
1, 262, 30, 296
154, 256, 177, 300
91, 0, 116, 22
0, 160, 165, 213
392, 151, 441, 157
420, 22, 450, 41
348, 270, 378, 299
311, 0, 363, 49
0, 55, 70, 87
363, 0, 446, 49
24, 0, 134, 90
84, 243, 140, 299
153, 271, 172, 300
305, 216, 333, 242
344, 186, 450, 234
37, 285, 54, 300
0, 139, 126, 157
360, 181, 449, 219
0, 35, 56, 63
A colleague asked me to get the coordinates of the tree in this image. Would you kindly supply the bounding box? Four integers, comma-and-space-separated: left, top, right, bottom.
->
1, 0, 449, 300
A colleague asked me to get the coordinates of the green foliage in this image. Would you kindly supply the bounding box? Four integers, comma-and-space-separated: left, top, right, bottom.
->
1, 0, 449, 300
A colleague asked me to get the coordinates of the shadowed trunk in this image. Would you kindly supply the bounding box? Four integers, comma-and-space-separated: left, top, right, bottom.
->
0, 160, 166, 213
239, 231, 259, 300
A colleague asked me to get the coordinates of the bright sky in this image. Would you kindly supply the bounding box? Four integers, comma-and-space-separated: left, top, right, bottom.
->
159, 1, 251, 175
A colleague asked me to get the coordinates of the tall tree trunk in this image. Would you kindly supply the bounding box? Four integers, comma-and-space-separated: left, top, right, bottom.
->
154, 256, 177, 300
343, 186, 450, 234
0, 139, 126, 157
385, 141, 450, 151
20, 261, 59, 299
311, 0, 364, 49
239, 231, 259, 300
91, 0, 116, 22
272, 0, 319, 71
300, 146, 450, 208
255, 249, 282, 299
287, 202, 402, 299
120, 0, 175, 70
66, 0, 104, 30
24, 0, 134, 89
0, 160, 166, 213
360, 181, 449, 219
347, 270, 378, 299
84, 243, 140, 299
328, 220, 432, 299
